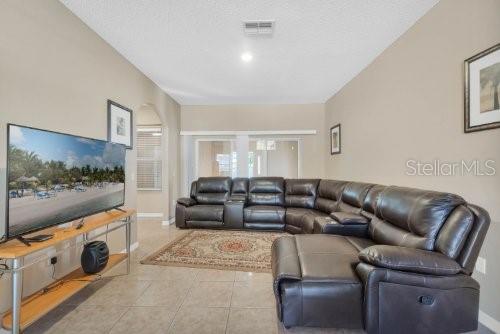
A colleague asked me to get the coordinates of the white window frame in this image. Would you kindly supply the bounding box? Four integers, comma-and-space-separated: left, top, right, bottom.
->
137, 126, 163, 191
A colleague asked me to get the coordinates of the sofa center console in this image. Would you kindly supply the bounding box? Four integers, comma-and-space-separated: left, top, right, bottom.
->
313, 215, 369, 238
224, 200, 245, 229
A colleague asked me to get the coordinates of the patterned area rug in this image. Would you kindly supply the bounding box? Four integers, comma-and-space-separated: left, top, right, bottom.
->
141, 230, 287, 272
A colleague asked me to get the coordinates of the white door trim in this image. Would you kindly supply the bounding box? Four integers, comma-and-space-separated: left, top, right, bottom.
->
181, 130, 317, 136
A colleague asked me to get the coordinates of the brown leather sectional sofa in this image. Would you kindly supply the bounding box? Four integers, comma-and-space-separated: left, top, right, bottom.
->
176, 177, 490, 333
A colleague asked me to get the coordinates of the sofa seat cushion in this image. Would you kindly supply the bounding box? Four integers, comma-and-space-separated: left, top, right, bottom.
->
244, 205, 285, 224
285, 208, 329, 234
286, 208, 326, 227
295, 235, 361, 280
185, 205, 224, 222
272, 235, 363, 328
294, 234, 358, 256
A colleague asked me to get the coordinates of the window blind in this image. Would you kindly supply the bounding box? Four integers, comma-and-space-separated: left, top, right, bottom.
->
137, 126, 163, 190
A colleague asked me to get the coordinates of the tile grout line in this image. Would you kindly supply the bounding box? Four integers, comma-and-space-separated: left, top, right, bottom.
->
165, 271, 198, 333
105, 306, 130, 334
131, 280, 154, 305
224, 274, 236, 334
100, 278, 154, 333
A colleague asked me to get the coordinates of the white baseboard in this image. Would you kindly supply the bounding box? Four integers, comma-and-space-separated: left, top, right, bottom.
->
120, 241, 139, 254
162, 217, 175, 226
137, 212, 164, 219
479, 310, 500, 333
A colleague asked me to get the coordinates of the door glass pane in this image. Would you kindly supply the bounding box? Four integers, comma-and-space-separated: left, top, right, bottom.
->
248, 139, 298, 178
248, 140, 266, 177
197, 141, 237, 177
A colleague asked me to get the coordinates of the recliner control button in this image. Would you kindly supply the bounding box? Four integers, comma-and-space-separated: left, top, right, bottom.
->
419, 295, 435, 305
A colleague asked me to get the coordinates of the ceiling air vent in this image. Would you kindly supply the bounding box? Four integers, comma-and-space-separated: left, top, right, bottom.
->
243, 20, 274, 35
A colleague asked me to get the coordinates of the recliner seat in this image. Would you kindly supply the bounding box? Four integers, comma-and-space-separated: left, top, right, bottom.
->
176, 177, 231, 228
284, 179, 326, 234
244, 177, 286, 230
272, 186, 490, 333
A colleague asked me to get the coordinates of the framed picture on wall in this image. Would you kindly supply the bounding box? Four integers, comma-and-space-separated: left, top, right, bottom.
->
464, 43, 500, 133
108, 100, 133, 149
330, 123, 341, 155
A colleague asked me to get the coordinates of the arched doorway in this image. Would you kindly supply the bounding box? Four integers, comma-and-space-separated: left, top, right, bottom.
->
136, 104, 169, 223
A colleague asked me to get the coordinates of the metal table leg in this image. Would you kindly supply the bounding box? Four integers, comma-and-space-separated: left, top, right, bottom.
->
11, 257, 24, 334
125, 217, 131, 274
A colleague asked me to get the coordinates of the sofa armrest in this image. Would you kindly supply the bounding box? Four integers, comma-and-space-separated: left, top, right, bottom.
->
271, 236, 302, 322
330, 212, 369, 225
177, 197, 197, 207
175, 203, 188, 228
359, 245, 462, 276
271, 236, 302, 294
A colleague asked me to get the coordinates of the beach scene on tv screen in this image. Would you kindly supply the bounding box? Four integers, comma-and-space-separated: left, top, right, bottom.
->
7, 125, 125, 237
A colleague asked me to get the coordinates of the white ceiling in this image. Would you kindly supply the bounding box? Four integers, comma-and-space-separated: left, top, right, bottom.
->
60, 0, 438, 105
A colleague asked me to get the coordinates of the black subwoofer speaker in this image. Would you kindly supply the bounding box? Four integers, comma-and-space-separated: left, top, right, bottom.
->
81, 241, 109, 274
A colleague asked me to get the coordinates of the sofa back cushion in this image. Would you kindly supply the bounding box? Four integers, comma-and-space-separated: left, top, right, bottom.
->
337, 182, 374, 214
361, 185, 386, 218
195, 177, 231, 205
315, 180, 349, 213
369, 186, 465, 251
248, 177, 285, 206
190, 181, 198, 199
285, 179, 319, 208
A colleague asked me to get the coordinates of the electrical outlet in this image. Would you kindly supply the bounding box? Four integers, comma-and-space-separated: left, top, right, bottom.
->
46, 249, 57, 266
475, 257, 486, 274
50, 257, 58, 265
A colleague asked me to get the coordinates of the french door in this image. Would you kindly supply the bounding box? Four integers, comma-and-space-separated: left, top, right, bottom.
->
195, 137, 300, 179
248, 139, 299, 178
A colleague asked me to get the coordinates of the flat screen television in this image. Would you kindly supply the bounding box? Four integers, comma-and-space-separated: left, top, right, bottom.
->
3, 124, 126, 242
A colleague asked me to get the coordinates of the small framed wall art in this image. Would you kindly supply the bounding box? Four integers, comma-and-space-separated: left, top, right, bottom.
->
330, 123, 341, 155
464, 43, 500, 133
107, 100, 133, 149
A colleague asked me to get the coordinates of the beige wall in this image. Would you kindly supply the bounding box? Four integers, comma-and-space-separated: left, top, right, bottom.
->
0, 0, 179, 311
324, 0, 500, 322
181, 104, 325, 178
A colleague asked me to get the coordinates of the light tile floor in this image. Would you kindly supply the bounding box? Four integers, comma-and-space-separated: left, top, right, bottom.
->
20, 221, 492, 334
